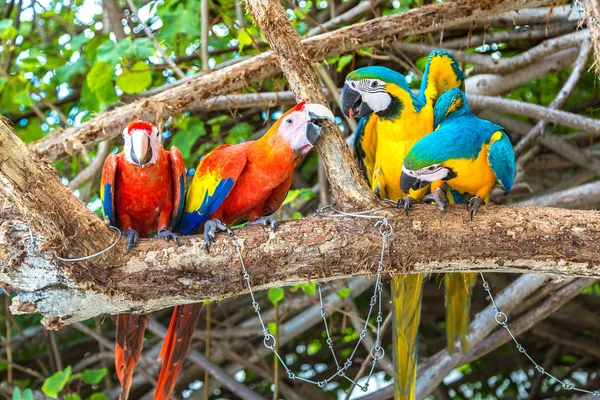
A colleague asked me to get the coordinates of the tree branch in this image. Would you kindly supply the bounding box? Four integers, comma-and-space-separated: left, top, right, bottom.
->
30, 0, 554, 162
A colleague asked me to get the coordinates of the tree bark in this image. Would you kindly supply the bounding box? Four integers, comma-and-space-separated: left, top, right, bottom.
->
30, 0, 553, 163
3, 198, 600, 329
246, 0, 376, 209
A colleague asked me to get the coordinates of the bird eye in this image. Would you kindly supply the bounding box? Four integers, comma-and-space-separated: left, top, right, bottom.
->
428, 166, 436, 171
285, 118, 293, 126
371, 81, 378, 88
350, 82, 356, 89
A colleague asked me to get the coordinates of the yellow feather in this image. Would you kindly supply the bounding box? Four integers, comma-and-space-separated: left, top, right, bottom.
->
445, 272, 477, 353
392, 274, 423, 400
184, 170, 223, 213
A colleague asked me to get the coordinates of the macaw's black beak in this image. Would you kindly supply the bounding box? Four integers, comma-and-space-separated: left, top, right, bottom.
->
341, 83, 372, 119
304, 103, 335, 145
400, 172, 429, 192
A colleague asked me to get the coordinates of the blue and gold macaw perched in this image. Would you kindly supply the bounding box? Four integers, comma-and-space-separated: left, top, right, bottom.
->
341, 50, 464, 400
401, 88, 515, 353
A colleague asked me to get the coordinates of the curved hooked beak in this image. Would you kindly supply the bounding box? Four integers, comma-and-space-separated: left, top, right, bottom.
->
400, 172, 429, 192
304, 103, 335, 146
130, 129, 153, 168
341, 83, 373, 119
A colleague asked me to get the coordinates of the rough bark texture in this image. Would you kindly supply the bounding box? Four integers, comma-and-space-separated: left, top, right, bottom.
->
30, 0, 553, 163
583, 0, 600, 72
246, 0, 376, 209
3, 201, 600, 329
0, 119, 113, 252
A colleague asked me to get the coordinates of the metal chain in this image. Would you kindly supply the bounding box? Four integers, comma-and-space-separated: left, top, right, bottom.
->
479, 272, 600, 396
574, 0, 600, 27
232, 204, 392, 392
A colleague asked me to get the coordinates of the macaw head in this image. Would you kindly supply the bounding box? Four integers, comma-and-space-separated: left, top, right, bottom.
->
122, 121, 161, 168
433, 88, 470, 128
400, 142, 457, 192
341, 66, 420, 119
266, 102, 335, 157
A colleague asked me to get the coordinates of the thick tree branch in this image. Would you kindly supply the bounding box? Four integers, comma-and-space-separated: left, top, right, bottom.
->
3, 201, 600, 329
246, 0, 375, 208
30, 0, 554, 162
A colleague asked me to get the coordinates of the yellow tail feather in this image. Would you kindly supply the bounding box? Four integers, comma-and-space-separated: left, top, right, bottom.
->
444, 272, 477, 353
392, 273, 424, 400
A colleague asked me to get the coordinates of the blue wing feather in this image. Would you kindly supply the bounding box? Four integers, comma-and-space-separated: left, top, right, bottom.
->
177, 178, 235, 235
102, 182, 116, 226
488, 132, 516, 193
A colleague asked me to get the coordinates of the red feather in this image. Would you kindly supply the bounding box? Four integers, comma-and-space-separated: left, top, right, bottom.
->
115, 314, 148, 400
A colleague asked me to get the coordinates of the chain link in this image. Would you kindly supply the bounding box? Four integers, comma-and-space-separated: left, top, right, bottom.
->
480, 273, 600, 396
232, 204, 393, 393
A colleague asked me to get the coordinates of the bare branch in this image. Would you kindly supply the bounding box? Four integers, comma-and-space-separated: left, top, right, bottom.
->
30, 0, 555, 162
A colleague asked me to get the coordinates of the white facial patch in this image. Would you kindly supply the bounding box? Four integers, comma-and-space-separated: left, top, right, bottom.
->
402, 164, 450, 183
278, 109, 313, 153
123, 127, 160, 166
349, 78, 391, 114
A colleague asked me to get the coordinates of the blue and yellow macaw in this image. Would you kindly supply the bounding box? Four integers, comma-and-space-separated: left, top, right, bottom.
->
401, 88, 515, 354
341, 50, 465, 399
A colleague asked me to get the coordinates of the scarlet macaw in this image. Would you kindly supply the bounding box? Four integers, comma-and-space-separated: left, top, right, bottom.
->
101, 121, 185, 400
401, 88, 515, 352
153, 102, 335, 400
340, 50, 465, 399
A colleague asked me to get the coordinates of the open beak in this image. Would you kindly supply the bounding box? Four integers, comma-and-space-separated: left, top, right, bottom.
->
341, 83, 373, 119
400, 172, 429, 192
130, 129, 153, 168
304, 103, 335, 146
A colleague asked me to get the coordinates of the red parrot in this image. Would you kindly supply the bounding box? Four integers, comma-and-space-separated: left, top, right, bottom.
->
153, 102, 335, 400
101, 121, 186, 400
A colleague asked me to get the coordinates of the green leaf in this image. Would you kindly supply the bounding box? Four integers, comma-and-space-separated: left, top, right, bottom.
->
89, 393, 109, 400
268, 287, 284, 305
170, 119, 206, 160
300, 282, 317, 295
116, 61, 152, 94
237, 30, 253, 52
338, 287, 351, 298
0, 18, 13, 31
86, 62, 118, 110
13, 89, 32, 106
12, 387, 22, 400
55, 57, 86, 82
282, 189, 301, 206
21, 389, 34, 400
336, 54, 353, 72
267, 322, 277, 335
96, 40, 121, 65
225, 122, 253, 144
158, 0, 201, 45
131, 38, 154, 59
42, 366, 72, 399
64, 394, 81, 400
81, 367, 108, 385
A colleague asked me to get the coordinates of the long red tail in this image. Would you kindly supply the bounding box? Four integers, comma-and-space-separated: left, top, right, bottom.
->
115, 313, 148, 400
154, 303, 203, 400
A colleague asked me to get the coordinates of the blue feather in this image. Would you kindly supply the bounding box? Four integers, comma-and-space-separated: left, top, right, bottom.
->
177, 178, 235, 235
102, 183, 116, 226
488, 135, 516, 193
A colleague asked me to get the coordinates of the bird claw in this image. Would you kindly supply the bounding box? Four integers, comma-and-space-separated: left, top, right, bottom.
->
249, 216, 277, 232
203, 219, 232, 252
123, 228, 140, 252
396, 196, 417, 216
154, 229, 180, 246
467, 195, 485, 220
422, 188, 448, 212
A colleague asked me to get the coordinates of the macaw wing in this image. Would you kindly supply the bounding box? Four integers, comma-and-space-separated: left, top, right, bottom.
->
100, 152, 118, 226
487, 130, 515, 194
353, 115, 377, 183
178, 145, 248, 235
263, 174, 294, 217
168, 146, 186, 230
419, 49, 465, 106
